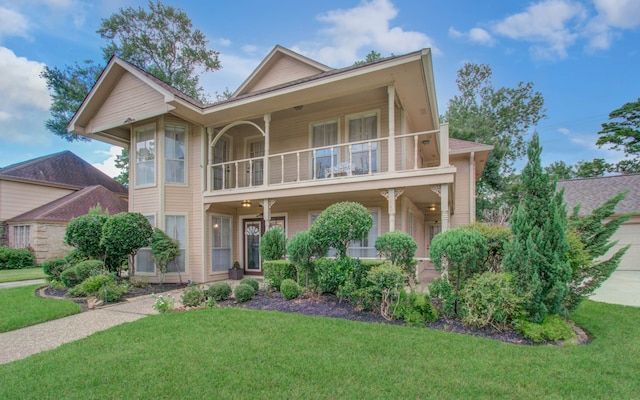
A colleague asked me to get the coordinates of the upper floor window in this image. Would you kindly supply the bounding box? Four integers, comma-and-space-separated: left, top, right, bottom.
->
165, 125, 186, 184
135, 125, 155, 186
348, 112, 378, 175
311, 120, 339, 179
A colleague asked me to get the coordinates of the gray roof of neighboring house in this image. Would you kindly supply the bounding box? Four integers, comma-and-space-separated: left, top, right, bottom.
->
7, 185, 128, 223
0, 150, 127, 195
557, 174, 640, 216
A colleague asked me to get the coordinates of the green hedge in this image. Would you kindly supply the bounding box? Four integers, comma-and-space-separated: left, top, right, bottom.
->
263, 260, 296, 290
0, 246, 35, 270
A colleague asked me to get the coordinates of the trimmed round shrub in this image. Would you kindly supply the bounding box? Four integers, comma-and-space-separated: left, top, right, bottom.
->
460, 272, 522, 330
263, 260, 296, 290
208, 282, 232, 301
280, 279, 301, 300
181, 285, 206, 307
309, 201, 373, 258
60, 260, 105, 288
240, 278, 259, 292
375, 231, 417, 274
79, 273, 116, 295
234, 283, 255, 303
64, 248, 90, 265
0, 246, 35, 270
42, 258, 69, 280
259, 226, 287, 261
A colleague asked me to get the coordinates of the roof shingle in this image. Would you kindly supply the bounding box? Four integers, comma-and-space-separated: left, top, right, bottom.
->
557, 174, 640, 216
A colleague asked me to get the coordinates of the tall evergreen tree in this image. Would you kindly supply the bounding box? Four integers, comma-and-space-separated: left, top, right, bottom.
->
503, 133, 570, 322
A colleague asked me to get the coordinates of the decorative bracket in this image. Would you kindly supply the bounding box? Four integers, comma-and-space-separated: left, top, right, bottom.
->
430, 185, 441, 197
379, 188, 404, 200
259, 199, 276, 209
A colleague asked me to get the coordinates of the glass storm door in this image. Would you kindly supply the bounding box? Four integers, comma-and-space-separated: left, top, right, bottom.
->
244, 219, 263, 273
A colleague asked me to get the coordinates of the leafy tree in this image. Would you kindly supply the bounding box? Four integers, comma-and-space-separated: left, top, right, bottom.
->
114, 148, 129, 186
259, 226, 287, 261
596, 98, 640, 173
101, 212, 153, 276
287, 231, 322, 288
150, 228, 181, 285
354, 50, 384, 65
64, 206, 110, 259
309, 202, 373, 258
574, 158, 612, 178
503, 133, 570, 323
545, 161, 575, 181
442, 63, 546, 217
563, 191, 633, 313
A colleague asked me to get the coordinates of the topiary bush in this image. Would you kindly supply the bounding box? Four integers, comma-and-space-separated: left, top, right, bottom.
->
234, 283, 255, 303
42, 258, 69, 280
309, 201, 373, 258
181, 284, 206, 307
287, 230, 322, 288
259, 226, 287, 261
280, 278, 301, 300
64, 206, 109, 259
460, 272, 522, 330
240, 278, 259, 292
375, 230, 417, 275
0, 246, 35, 270
208, 282, 232, 301
263, 260, 296, 290
101, 212, 153, 275
60, 260, 105, 288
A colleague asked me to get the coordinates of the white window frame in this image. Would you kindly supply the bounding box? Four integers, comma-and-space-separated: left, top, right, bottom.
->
134, 124, 156, 188
345, 110, 380, 175
135, 215, 156, 275
244, 134, 265, 186
165, 214, 187, 273
12, 225, 30, 249
309, 118, 340, 179
165, 124, 187, 185
348, 208, 380, 258
407, 210, 414, 237
308, 209, 379, 258
211, 214, 233, 274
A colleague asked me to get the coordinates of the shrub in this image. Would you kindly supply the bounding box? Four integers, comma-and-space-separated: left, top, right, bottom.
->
101, 212, 153, 275
208, 282, 232, 301
280, 279, 301, 300
60, 260, 105, 288
309, 201, 373, 258
428, 278, 458, 318
263, 260, 296, 290
64, 206, 109, 259
375, 231, 417, 274
181, 284, 206, 307
367, 262, 407, 307
42, 258, 69, 280
462, 222, 511, 272
393, 290, 438, 326
0, 246, 35, 270
96, 283, 129, 302
234, 284, 255, 303
151, 228, 181, 284
315, 257, 356, 294
259, 226, 287, 261
64, 248, 90, 265
460, 272, 522, 330
240, 278, 259, 292
153, 294, 175, 313
78, 273, 116, 295
287, 231, 322, 288
515, 315, 576, 343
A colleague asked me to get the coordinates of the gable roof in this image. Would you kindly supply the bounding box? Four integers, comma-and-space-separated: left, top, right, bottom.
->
0, 150, 127, 195
449, 138, 494, 154
7, 185, 128, 223
557, 174, 640, 216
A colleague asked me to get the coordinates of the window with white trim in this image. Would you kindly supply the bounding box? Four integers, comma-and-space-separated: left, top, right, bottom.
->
135, 125, 155, 186
13, 225, 30, 249
311, 120, 338, 179
212, 215, 231, 273
165, 125, 186, 184
408, 211, 414, 237
166, 215, 186, 272
348, 112, 378, 175
136, 215, 155, 274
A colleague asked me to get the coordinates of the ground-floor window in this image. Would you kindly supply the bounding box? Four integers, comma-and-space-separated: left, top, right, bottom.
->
13, 225, 30, 249
136, 215, 155, 274
212, 215, 232, 273
166, 215, 186, 272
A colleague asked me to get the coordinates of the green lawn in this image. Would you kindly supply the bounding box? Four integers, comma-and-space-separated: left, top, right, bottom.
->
0, 267, 46, 283
0, 300, 638, 399
0, 284, 80, 333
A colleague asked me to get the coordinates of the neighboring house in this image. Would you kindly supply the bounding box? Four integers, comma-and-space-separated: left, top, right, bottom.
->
558, 174, 639, 305
68, 45, 492, 283
0, 151, 128, 262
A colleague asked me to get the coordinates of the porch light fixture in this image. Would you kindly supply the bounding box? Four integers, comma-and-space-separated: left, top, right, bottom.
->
242, 200, 251, 208
428, 205, 436, 211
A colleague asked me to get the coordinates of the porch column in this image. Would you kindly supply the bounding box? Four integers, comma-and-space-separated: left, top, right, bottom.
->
440, 183, 450, 232
440, 123, 450, 167
388, 85, 396, 172
206, 127, 214, 193
264, 114, 271, 187
260, 199, 276, 225
380, 188, 404, 231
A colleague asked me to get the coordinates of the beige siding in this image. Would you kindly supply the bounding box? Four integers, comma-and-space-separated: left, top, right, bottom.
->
245, 56, 324, 93
132, 186, 159, 215
89, 72, 166, 132
610, 217, 640, 271
450, 157, 471, 227
0, 180, 73, 220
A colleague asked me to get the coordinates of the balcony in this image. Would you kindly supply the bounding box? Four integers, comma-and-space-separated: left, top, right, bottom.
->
205, 129, 447, 194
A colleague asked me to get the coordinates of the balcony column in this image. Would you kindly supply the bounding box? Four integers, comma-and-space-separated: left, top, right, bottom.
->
260, 199, 276, 225
206, 127, 214, 193
440, 123, 449, 167
440, 183, 450, 232
380, 188, 403, 231
264, 114, 271, 187
388, 85, 396, 172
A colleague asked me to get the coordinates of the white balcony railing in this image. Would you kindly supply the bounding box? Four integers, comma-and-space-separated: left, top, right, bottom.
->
207, 130, 441, 192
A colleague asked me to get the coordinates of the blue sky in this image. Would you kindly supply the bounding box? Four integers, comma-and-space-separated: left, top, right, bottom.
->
0, 0, 638, 176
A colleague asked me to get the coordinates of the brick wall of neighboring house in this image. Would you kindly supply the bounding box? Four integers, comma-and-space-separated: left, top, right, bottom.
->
32, 223, 74, 263
0, 221, 7, 246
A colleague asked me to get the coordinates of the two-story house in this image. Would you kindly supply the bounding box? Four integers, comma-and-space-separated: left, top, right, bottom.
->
68, 45, 492, 283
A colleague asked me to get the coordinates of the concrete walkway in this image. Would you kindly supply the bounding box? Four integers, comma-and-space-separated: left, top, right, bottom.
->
0, 290, 180, 364
0, 278, 46, 289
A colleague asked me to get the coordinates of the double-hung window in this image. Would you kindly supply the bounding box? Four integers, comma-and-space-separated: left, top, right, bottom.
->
135, 125, 155, 186
166, 215, 186, 272
349, 210, 379, 258
311, 120, 338, 179
13, 225, 30, 249
212, 215, 232, 273
348, 112, 378, 175
165, 125, 186, 184
136, 215, 156, 274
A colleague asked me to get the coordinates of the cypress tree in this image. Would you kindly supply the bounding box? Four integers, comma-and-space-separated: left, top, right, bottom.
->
503, 133, 570, 322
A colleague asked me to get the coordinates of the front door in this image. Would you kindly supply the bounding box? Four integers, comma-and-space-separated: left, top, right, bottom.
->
244, 219, 263, 274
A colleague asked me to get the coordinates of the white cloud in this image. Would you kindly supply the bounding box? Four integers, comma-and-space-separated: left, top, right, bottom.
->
492, 0, 587, 60
592, 0, 640, 29
292, 0, 438, 67
217, 38, 232, 47
0, 7, 29, 39
92, 145, 122, 178
0, 46, 52, 144
450, 26, 495, 46
558, 127, 570, 135
242, 44, 259, 54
